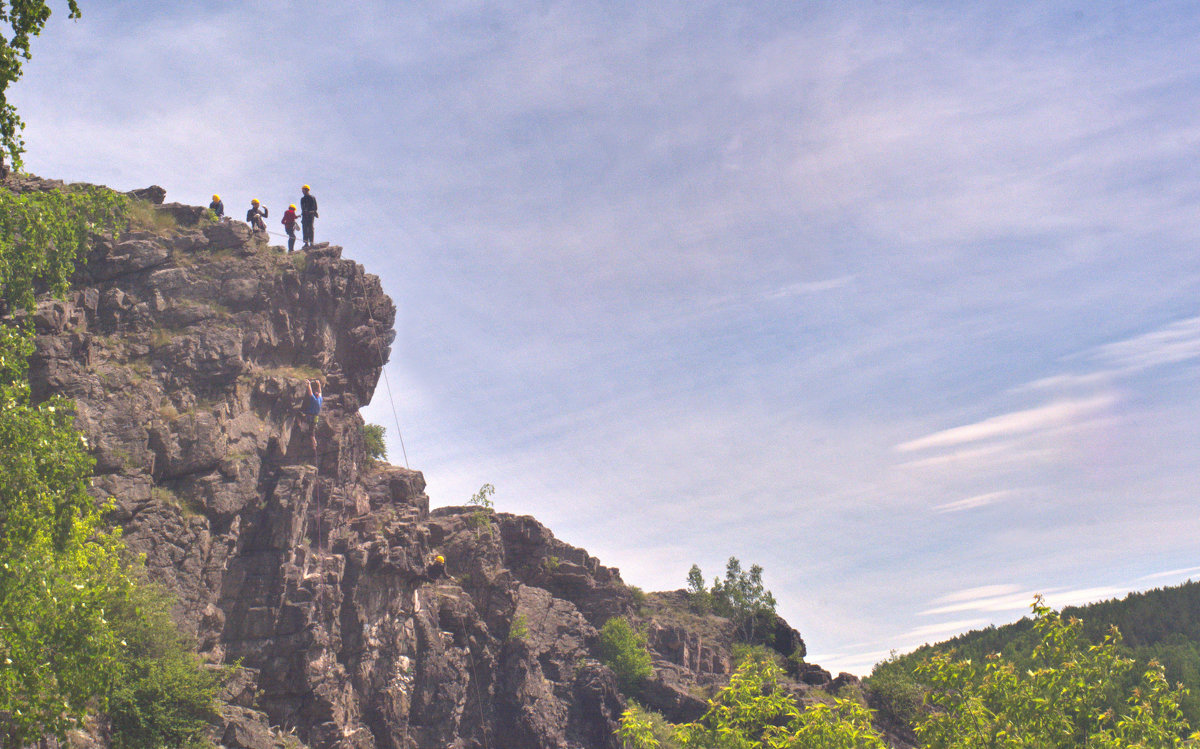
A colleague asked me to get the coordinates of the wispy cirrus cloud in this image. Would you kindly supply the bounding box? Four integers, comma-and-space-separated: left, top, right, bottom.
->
897, 395, 1116, 454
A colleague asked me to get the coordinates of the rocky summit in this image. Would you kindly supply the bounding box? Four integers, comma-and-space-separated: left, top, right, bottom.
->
15, 179, 842, 749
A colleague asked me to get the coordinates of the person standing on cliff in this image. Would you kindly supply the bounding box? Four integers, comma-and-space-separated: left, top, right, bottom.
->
246, 198, 268, 232
209, 194, 224, 217
282, 203, 299, 253
300, 184, 317, 248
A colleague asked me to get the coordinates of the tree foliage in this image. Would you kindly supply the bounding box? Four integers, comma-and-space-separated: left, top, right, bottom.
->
0, 0, 81, 169
873, 580, 1200, 731
361, 422, 386, 463
0, 187, 219, 746
687, 558, 778, 642
0, 184, 129, 313
618, 658, 886, 749
621, 600, 1200, 748
599, 616, 653, 694
106, 576, 222, 749
915, 597, 1199, 749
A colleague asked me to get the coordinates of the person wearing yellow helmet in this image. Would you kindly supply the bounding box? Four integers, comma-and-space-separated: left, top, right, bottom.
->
246, 198, 268, 232
420, 553, 446, 582
282, 203, 299, 253
209, 194, 224, 217
300, 184, 318, 248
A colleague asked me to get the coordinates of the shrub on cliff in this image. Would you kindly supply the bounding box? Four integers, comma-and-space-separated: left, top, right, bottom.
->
599, 616, 653, 694
362, 422, 387, 464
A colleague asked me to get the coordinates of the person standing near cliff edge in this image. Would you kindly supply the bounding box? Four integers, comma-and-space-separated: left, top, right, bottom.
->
300, 184, 318, 248
282, 203, 299, 253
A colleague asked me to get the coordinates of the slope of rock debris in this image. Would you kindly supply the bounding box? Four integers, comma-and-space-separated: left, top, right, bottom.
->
15, 179, 833, 748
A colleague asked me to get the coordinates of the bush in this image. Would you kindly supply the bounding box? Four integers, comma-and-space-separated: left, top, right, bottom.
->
362, 422, 387, 463
106, 577, 223, 749
467, 483, 495, 536
731, 643, 782, 669
508, 614, 529, 641
864, 653, 924, 729
916, 597, 1200, 748
599, 617, 653, 694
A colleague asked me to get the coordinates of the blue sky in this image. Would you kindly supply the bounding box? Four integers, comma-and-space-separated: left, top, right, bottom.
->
16, 0, 1200, 674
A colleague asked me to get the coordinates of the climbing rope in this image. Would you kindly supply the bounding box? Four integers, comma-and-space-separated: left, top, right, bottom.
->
456, 612, 492, 749
351, 268, 411, 468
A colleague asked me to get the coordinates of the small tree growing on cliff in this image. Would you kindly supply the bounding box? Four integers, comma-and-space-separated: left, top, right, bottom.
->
712, 557, 777, 642
686, 563, 713, 614
599, 616, 653, 694
361, 422, 387, 465
467, 482, 495, 536
687, 558, 777, 642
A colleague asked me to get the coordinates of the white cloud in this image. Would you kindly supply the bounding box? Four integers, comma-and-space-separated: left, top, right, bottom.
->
765, 276, 855, 299
934, 490, 1016, 513
1091, 316, 1200, 373
896, 396, 1116, 453
1138, 566, 1200, 583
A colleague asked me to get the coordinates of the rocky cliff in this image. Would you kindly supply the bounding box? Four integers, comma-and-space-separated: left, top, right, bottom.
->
14, 178, 846, 749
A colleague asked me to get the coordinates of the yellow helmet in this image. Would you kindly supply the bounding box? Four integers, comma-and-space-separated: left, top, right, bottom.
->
435, 555, 444, 564
251, 198, 260, 204
302, 184, 310, 191
289, 204, 297, 210
212, 194, 220, 201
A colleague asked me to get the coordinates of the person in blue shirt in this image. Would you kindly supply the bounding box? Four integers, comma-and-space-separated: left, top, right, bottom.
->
302, 379, 323, 425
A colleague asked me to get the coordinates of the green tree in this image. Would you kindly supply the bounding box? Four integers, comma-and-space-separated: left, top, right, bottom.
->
617, 658, 887, 749
915, 597, 1200, 748
711, 557, 777, 642
686, 563, 712, 615
0, 1, 82, 170
106, 577, 222, 749
0, 188, 220, 746
361, 422, 386, 463
599, 616, 653, 694
0, 187, 129, 744
467, 482, 495, 535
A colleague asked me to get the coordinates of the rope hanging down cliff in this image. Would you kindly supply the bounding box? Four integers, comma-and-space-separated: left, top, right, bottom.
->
351, 266, 410, 469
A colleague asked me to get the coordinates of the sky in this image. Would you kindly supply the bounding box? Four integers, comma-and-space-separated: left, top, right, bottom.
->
14, 0, 1200, 675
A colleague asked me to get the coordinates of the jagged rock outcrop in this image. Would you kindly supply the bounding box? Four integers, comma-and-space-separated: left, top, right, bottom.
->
14, 179, 838, 748
12, 179, 638, 749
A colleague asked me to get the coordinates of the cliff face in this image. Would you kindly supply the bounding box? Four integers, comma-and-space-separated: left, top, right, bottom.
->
16, 180, 833, 749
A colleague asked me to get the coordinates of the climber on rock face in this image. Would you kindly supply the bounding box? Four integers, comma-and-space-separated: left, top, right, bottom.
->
416, 554, 446, 584
300, 184, 317, 248
209, 194, 224, 217
282, 203, 299, 253
246, 198, 268, 232
301, 379, 323, 426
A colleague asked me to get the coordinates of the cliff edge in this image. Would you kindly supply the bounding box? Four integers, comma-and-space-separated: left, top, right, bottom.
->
14, 179, 838, 749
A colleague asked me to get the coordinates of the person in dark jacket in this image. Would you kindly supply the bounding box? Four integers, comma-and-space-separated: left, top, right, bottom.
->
209, 194, 224, 217
246, 198, 268, 232
282, 204, 299, 253
300, 185, 318, 247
